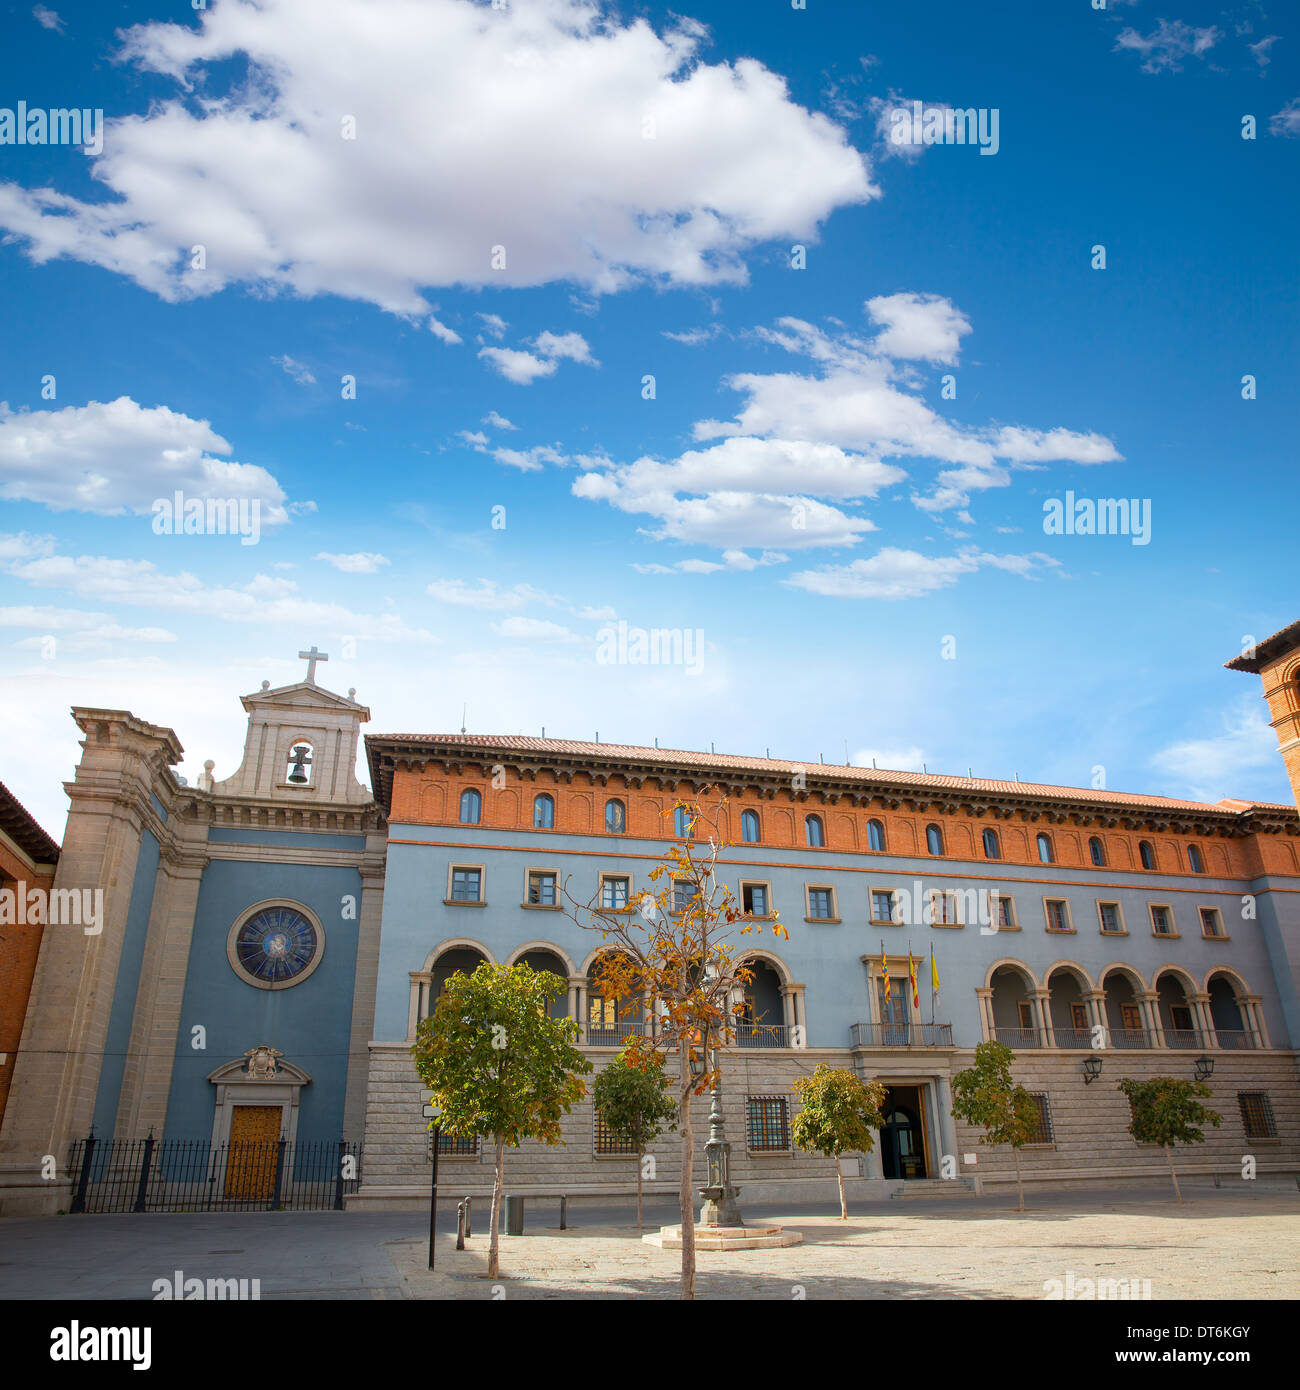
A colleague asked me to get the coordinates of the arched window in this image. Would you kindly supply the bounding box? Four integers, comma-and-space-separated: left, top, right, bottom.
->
674, 806, 695, 839
982, 828, 1001, 860
741, 809, 760, 843
1187, 844, 1204, 874
1036, 833, 1055, 864
533, 794, 555, 829
605, 799, 625, 833
805, 814, 825, 848
867, 819, 886, 852
1139, 840, 1156, 871
926, 824, 944, 856
1089, 836, 1106, 867
458, 789, 481, 824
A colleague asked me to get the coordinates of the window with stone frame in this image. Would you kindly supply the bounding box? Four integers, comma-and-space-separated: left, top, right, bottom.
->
746, 1095, 790, 1152
449, 866, 482, 902
1026, 1093, 1054, 1144
526, 870, 557, 906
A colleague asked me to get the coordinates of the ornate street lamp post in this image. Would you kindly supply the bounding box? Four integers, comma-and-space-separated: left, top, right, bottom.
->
696, 1046, 743, 1228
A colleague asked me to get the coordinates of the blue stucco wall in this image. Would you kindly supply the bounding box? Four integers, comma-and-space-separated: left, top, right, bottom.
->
374, 824, 1297, 1050
164, 858, 362, 1140
91, 830, 161, 1136
207, 828, 366, 851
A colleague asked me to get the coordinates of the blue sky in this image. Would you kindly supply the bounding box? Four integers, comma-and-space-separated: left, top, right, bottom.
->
0, 0, 1296, 835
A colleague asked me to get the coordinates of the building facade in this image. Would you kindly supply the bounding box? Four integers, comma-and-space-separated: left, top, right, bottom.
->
1, 628, 1298, 1215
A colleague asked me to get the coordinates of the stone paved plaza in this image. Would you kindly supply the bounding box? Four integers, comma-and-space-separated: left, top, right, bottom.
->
393, 1184, 1300, 1300
4, 1182, 1292, 1301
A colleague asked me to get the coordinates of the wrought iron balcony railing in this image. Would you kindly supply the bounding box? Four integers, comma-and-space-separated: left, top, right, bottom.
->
1163, 1028, 1205, 1050
849, 1022, 954, 1048
1214, 1029, 1259, 1051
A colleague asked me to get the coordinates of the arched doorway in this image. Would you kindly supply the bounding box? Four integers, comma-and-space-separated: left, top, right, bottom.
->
1101, 968, 1149, 1048
429, 946, 489, 1014
879, 1087, 927, 1179
1045, 966, 1092, 1048
989, 964, 1038, 1047
516, 948, 570, 1020
1155, 970, 1200, 1048
1207, 974, 1250, 1048
737, 958, 786, 1047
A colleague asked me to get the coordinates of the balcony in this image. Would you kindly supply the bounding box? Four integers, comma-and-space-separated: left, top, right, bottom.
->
584, 1021, 644, 1047
992, 1026, 1042, 1049
1214, 1030, 1259, 1051
1051, 1027, 1095, 1049
1108, 1027, 1154, 1049
733, 1023, 791, 1049
1164, 1028, 1205, 1050
850, 1022, 954, 1048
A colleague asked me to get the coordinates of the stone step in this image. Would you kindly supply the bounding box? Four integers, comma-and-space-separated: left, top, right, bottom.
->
644, 1224, 803, 1250
890, 1178, 978, 1198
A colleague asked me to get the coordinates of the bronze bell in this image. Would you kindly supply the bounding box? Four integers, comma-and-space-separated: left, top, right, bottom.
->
287, 745, 311, 784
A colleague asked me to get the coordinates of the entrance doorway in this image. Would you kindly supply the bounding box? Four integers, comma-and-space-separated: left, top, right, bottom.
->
224, 1104, 282, 1200
879, 1085, 928, 1179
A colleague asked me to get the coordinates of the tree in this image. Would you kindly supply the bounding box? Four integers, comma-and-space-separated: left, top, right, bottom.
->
949, 1039, 1040, 1212
411, 961, 591, 1278
1118, 1077, 1222, 1202
592, 1047, 678, 1232
791, 1064, 885, 1219
562, 793, 787, 1300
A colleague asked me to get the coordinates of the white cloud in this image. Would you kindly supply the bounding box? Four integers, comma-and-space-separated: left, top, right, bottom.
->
1115, 20, 1221, 73
0, 533, 55, 561
0, 0, 873, 310
0, 604, 112, 630
271, 353, 316, 385
316, 551, 390, 574
866, 292, 971, 365
866, 94, 953, 161
16, 624, 178, 650
457, 430, 489, 447
662, 326, 720, 346
533, 330, 595, 364
0, 398, 291, 522
1149, 699, 1280, 800
784, 546, 1058, 599
426, 578, 560, 610
479, 330, 596, 385
1270, 98, 1300, 137
428, 315, 462, 345
477, 314, 508, 340
32, 5, 64, 32
491, 444, 568, 472
492, 616, 582, 643
482, 411, 516, 431
1250, 35, 1280, 69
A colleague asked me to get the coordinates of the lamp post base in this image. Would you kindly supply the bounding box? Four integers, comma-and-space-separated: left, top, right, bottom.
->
698, 1186, 744, 1228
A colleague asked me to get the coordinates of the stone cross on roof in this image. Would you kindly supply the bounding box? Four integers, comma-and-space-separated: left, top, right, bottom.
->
298, 645, 328, 684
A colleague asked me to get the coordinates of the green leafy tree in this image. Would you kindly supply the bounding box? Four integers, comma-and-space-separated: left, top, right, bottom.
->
1118, 1077, 1222, 1202
411, 961, 591, 1278
791, 1064, 886, 1219
950, 1039, 1040, 1211
592, 1048, 678, 1231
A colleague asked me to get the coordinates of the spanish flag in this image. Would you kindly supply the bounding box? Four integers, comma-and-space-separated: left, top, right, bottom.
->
931, 950, 941, 1006
908, 952, 919, 1010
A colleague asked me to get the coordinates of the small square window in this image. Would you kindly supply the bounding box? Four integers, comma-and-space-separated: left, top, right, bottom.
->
807, 886, 835, 920
742, 882, 769, 917
930, 890, 960, 926
527, 871, 557, 906
449, 867, 482, 902
746, 1096, 790, 1152
1199, 907, 1224, 938
1150, 905, 1175, 936
1098, 901, 1123, 934
672, 878, 697, 913
992, 894, 1016, 929
1045, 899, 1071, 932
594, 1110, 639, 1155
601, 875, 630, 910
871, 890, 895, 924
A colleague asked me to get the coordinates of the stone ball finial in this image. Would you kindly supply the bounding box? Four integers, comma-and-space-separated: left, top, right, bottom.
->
204, 759, 215, 771
262, 680, 270, 690
348, 687, 356, 700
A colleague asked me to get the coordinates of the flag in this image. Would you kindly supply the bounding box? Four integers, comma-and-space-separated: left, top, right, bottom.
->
881, 943, 889, 990
931, 950, 941, 1006
908, 952, 919, 1010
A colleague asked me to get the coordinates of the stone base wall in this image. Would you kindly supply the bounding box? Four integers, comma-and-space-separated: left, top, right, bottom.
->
349, 1043, 1300, 1209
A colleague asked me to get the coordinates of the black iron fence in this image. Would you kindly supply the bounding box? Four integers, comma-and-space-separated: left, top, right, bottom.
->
66, 1134, 362, 1213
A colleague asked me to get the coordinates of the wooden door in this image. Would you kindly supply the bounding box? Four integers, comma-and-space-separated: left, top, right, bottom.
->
224, 1105, 282, 1200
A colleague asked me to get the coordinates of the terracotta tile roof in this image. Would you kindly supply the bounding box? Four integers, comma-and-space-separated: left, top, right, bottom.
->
0, 778, 60, 864
1226, 619, 1300, 673
367, 733, 1294, 818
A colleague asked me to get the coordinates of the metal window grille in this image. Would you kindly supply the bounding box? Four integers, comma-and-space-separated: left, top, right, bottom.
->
746, 1096, 790, 1152
1237, 1092, 1276, 1140
1027, 1093, 1054, 1144
593, 1112, 638, 1155
431, 1132, 479, 1158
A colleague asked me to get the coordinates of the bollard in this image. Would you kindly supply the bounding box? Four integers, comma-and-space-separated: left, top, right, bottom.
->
464, 1195, 471, 1238
559, 1194, 567, 1230
504, 1193, 525, 1236
456, 1201, 466, 1250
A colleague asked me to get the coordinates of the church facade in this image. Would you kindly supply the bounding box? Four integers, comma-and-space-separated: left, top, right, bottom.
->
2, 630, 1299, 1215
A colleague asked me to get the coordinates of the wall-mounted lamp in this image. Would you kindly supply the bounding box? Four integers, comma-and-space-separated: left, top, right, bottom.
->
1082, 1055, 1103, 1085
1193, 1056, 1215, 1083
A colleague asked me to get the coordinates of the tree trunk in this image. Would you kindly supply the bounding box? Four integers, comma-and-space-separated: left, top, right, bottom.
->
835, 1155, 848, 1220
1165, 1144, 1182, 1203
678, 1047, 695, 1301
636, 1146, 644, 1234
488, 1135, 505, 1278
1012, 1145, 1025, 1212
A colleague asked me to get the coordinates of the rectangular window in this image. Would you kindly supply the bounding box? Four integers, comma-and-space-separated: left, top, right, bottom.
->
1017, 1001, 1035, 1030
1026, 1093, 1054, 1145
449, 867, 482, 902
746, 1096, 790, 1152
806, 886, 835, 920
992, 894, 1016, 929
1199, 907, 1224, 938
1150, 905, 1175, 936
871, 889, 896, 924
594, 1111, 638, 1156
1120, 1003, 1141, 1031
930, 890, 960, 926
526, 870, 557, 906
672, 878, 695, 913
1098, 901, 1123, 934
1069, 1002, 1088, 1030
1237, 1092, 1276, 1140
434, 1132, 479, 1157
1170, 1005, 1193, 1032
600, 875, 630, 910
1045, 898, 1071, 932
877, 977, 909, 1041
741, 882, 769, 917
